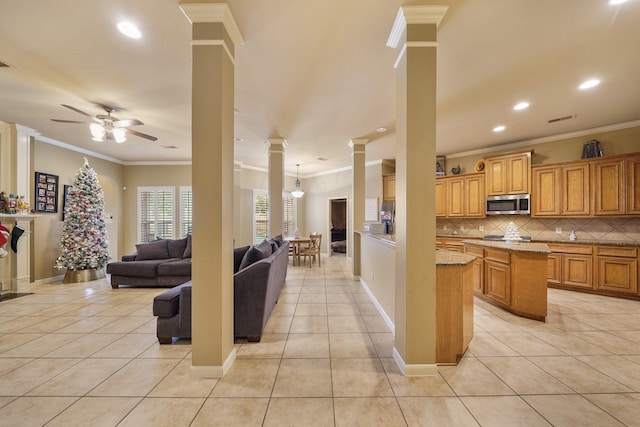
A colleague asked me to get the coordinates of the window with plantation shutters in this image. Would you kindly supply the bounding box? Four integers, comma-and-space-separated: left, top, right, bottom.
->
283, 193, 297, 237
137, 186, 175, 243
253, 189, 269, 243
179, 186, 192, 238
253, 190, 298, 243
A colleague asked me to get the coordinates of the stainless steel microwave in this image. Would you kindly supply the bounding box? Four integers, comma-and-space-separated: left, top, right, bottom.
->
485, 194, 530, 215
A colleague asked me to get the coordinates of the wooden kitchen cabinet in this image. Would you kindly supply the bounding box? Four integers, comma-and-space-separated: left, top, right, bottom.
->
464, 244, 485, 293
382, 174, 396, 202
547, 252, 562, 285
593, 158, 625, 215
547, 243, 593, 290
438, 173, 485, 218
484, 150, 532, 196
435, 180, 446, 217
627, 155, 640, 215
595, 246, 638, 295
532, 162, 590, 217
485, 249, 511, 306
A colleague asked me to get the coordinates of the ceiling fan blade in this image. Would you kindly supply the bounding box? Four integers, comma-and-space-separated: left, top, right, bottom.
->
61, 104, 93, 117
126, 128, 158, 142
51, 119, 89, 124
114, 119, 143, 128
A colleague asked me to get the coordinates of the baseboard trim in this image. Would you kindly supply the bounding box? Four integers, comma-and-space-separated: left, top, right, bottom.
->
360, 278, 395, 335
190, 347, 237, 378
393, 347, 438, 376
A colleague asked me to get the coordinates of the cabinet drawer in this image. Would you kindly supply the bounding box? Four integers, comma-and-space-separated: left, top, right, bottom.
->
548, 244, 593, 255
596, 246, 637, 258
464, 245, 484, 257
485, 249, 510, 264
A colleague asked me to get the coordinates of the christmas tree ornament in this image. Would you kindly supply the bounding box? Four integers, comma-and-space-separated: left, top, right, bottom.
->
55, 158, 110, 283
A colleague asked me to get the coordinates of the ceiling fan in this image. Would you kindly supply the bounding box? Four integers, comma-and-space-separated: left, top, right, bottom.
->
51, 104, 158, 143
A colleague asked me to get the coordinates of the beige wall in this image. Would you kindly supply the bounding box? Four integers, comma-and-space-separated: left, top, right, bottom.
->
32, 140, 124, 280
121, 164, 191, 255
448, 126, 640, 175
360, 233, 395, 325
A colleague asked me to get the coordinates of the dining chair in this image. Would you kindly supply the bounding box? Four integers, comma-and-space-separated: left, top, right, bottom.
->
300, 233, 322, 267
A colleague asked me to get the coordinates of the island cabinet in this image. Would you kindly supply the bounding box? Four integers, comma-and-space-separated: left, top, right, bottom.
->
532, 162, 590, 217
463, 240, 550, 321
484, 149, 532, 196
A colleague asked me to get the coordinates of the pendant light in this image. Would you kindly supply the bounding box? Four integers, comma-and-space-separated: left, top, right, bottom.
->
291, 164, 305, 198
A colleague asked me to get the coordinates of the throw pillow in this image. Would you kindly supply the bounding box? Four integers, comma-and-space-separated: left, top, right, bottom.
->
269, 239, 278, 253
239, 245, 267, 270
183, 234, 192, 258
257, 239, 273, 257
136, 239, 170, 260
168, 237, 188, 258
273, 234, 284, 247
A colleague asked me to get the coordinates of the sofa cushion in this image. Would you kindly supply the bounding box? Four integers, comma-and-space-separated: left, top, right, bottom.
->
239, 244, 268, 271
153, 281, 191, 317
167, 237, 188, 259
269, 239, 278, 253
234, 246, 250, 273
136, 239, 170, 260
273, 234, 284, 247
107, 259, 168, 278
257, 239, 273, 257
183, 234, 192, 258
158, 258, 192, 276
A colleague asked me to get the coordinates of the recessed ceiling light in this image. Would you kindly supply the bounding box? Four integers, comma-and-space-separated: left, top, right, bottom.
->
376, 127, 387, 133
493, 125, 506, 132
317, 157, 328, 161
234, 137, 243, 142
609, 0, 628, 5
579, 78, 600, 90
117, 21, 142, 39
513, 101, 530, 111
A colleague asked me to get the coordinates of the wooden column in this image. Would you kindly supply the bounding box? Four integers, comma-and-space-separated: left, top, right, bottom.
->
387, 5, 447, 376
180, 2, 243, 378
268, 139, 286, 238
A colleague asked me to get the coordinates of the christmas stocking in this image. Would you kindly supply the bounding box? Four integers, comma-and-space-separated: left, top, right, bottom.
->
0, 224, 9, 258
11, 225, 24, 254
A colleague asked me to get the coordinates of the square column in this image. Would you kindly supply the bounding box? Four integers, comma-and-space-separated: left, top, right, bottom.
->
180, 2, 243, 378
387, 5, 447, 376
268, 139, 286, 238
350, 138, 367, 278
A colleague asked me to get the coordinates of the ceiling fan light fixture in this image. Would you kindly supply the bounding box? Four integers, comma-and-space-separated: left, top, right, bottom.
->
113, 127, 127, 143
90, 123, 105, 141
291, 164, 305, 198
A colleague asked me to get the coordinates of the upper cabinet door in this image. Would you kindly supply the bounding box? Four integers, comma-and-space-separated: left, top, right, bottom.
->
465, 174, 485, 217
532, 165, 561, 217
382, 174, 396, 202
562, 163, 590, 216
435, 179, 446, 217
627, 155, 640, 215
485, 157, 507, 196
593, 159, 625, 215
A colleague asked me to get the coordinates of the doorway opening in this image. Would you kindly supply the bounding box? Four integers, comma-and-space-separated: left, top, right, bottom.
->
328, 198, 347, 256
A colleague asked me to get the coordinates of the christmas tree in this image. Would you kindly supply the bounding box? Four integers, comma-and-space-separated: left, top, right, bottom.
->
55, 159, 110, 271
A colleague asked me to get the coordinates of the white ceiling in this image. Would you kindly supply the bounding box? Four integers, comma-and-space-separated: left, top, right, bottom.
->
1, 0, 639, 176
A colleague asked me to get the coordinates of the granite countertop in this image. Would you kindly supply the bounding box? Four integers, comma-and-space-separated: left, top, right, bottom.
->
462, 239, 551, 254
436, 249, 476, 265
437, 234, 640, 247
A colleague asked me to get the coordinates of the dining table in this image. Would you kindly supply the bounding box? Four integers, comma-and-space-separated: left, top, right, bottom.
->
285, 236, 311, 266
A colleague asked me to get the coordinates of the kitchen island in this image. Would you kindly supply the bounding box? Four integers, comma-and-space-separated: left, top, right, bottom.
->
463, 239, 550, 321
357, 231, 476, 364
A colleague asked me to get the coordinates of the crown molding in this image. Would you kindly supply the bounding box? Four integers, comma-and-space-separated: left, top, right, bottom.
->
180, 3, 244, 45
36, 135, 125, 165
387, 5, 448, 48
445, 119, 640, 159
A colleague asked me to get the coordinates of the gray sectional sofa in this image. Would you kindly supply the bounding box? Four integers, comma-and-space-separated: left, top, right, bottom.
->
153, 237, 289, 343
106, 236, 192, 289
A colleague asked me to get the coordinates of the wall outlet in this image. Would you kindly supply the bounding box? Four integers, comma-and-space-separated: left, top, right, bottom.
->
555, 227, 562, 234
460, 225, 465, 230
443, 225, 448, 230
370, 272, 374, 282
479, 225, 484, 232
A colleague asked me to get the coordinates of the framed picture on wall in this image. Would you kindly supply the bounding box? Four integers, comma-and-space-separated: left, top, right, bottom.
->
62, 185, 73, 221
34, 172, 59, 213
436, 156, 446, 177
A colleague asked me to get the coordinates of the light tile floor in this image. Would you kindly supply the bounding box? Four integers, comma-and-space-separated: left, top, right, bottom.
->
1, 255, 640, 426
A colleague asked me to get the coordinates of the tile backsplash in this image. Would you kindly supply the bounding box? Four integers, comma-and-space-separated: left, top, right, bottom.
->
437, 216, 640, 243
